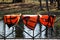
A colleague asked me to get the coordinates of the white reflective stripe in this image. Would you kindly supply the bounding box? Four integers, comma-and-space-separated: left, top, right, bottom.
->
4, 15, 20, 16
34, 23, 40, 38
41, 24, 46, 38
23, 15, 37, 17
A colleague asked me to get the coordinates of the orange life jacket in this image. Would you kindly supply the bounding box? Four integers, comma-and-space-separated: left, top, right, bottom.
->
39, 15, 56, 28
4, 15, 20, 28
4, 15, 56, 29
22, 15, 38, 30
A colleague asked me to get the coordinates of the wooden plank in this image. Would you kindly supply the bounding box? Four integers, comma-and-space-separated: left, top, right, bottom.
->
0, 0, 3, 2
4, 0, 13, 3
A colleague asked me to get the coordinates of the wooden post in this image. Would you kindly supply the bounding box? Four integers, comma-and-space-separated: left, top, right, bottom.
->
56, 0, 60, 10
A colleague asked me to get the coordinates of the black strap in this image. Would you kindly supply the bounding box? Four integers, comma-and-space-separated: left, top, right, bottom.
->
38, 15, 42, 37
